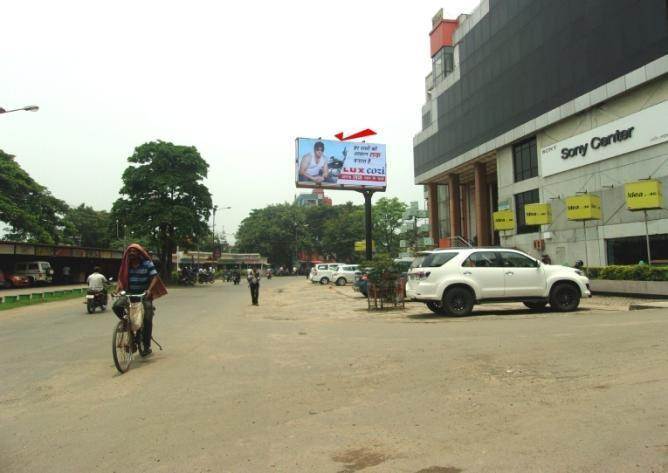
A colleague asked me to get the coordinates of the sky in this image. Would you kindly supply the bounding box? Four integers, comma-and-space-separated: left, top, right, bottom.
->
1, 0, 479, 243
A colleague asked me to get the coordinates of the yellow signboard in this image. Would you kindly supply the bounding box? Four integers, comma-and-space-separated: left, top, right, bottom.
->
354, 240, 376, 252
566, 195, 601, 221
624, 180, 663, 211
524, 203, 552, 226
493, 210, 515, 231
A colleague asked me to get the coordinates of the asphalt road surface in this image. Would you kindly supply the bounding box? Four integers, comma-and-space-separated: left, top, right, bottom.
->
1, 277, 667, 473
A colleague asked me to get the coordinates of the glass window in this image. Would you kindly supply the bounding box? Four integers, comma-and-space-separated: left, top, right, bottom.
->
29, 264, 39, 270
500, 251, 537, 268
419, 252, 458, 267
513, 137, 538, 182
515, 189, 540, 235
410, 255, 426, 268
317, 265, 327, 270
463, 251, 500, 268
411, 252, 457, 268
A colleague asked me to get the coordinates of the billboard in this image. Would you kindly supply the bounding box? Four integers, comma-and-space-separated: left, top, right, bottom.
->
493, 210, 515, 231
295, 138, 386, 190
566, 195, 601, 221
524, 203, 552, 226
624, 180, 663, 211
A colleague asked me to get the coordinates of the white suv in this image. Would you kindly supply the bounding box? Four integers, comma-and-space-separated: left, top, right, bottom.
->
406, 248, 591, 316
310, 263, 341, 285
331, 265, 360, 286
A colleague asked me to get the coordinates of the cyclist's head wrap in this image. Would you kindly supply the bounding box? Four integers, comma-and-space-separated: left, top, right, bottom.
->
117, 243, 168, 299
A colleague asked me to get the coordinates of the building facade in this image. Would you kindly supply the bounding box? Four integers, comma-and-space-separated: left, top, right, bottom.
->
414, 1, 668, 265
295, 188, 333, 207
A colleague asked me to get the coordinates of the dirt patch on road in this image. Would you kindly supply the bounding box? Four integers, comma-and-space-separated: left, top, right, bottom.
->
247, 279, 645, 324
332, 447, 390, 472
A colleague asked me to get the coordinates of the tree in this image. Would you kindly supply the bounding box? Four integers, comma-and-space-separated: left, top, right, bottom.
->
61, 204, 113, 248
373, 197, 408, 257
111, 141, 212, 280
235, 203, 306, 269
0, 149, 69, 244
320, 203, 365, 262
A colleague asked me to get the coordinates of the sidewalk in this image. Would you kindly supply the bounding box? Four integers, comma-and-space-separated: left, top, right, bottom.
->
1, 284, 86, 298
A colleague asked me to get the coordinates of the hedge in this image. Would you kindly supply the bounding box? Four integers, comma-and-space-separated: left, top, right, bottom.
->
585, 265, 668, 281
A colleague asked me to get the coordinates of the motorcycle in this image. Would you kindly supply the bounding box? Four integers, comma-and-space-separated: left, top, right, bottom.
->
198, 270, 215, 284
178, 268, 197, 286
327, 156, 345, 180
85, 289, 108, 314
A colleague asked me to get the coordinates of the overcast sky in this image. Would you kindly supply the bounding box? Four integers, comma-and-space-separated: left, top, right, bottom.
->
2, 0, 478, 242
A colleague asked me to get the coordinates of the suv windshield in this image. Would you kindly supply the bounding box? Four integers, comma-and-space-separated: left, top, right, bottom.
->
412, 252, 458, 268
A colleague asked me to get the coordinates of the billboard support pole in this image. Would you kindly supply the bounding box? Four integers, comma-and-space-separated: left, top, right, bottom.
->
360, 190, 375, 261
644, 209, 652, 266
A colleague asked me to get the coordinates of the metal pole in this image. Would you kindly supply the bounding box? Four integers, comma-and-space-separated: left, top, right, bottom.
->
362, 190, 374, 261
212, 205, 218, 251
644, 209, 652, 266
583, 221, 589, 273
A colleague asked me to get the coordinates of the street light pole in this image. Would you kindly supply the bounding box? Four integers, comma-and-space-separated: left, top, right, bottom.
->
0, 105, 39, 115
212, 205, 218, 250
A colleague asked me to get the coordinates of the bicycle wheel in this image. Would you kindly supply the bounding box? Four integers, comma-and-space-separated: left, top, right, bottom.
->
112, 319, 133, 373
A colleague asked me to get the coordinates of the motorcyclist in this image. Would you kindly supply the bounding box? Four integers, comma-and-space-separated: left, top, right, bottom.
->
113, 244, 168, 357
87, 266, 108, 297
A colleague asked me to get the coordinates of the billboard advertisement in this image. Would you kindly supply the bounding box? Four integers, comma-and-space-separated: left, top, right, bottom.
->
295, 138, 386, 190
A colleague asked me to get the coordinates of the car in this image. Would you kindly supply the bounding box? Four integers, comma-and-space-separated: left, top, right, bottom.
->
309, 263, 342, 285
0, 270, 30, 289
406, 248, 591, 316
331, 265, 360, 286
14, 261, 54, 285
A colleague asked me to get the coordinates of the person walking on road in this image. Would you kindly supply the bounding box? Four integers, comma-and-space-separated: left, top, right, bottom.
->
247, 268, 260, 306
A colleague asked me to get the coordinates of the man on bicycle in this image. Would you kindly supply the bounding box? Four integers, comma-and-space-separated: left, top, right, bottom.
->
113, 244, 167, 357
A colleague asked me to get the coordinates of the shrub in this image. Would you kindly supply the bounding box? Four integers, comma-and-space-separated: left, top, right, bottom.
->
585, 265, 668, 281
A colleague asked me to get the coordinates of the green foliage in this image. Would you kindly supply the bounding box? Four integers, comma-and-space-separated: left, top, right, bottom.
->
363, 254, 402, 285
61, 204, 113, 248
372, 197, 408, 257
320, 203, 365, 262
586, 265, 668, 281
235, 203, 305, 269
111, 141, 212, 279
0, 149, 69, 244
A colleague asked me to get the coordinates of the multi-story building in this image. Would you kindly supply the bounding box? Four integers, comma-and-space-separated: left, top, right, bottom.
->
414, 1, 668, 265
295, 188, 333, 207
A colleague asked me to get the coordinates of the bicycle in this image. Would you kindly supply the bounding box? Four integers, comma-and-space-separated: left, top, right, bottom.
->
111, 291, 148, 374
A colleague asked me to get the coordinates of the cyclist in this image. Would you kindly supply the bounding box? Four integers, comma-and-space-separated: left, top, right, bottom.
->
113, 244, 168, 357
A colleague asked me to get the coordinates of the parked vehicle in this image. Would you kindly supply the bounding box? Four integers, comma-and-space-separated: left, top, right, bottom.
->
85, 289, 108, 314
13, 261, 53, 285
332, 265, 360, 286
309, 263, 341, 285
198, 268, 215, 284
178, 267, 197, 286
0, 270, 30, 289
406, 248, 591, 316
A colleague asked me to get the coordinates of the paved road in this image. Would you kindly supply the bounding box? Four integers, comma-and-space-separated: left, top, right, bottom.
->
1, 277, 667, 472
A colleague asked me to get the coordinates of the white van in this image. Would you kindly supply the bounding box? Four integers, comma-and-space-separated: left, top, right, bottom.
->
309, 263, 341, 285
14, 261, 53, 284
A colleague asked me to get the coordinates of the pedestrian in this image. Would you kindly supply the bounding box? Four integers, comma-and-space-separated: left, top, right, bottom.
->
247, 268, 260, 306
62, 265, 71, 284
541, 254, 552, 265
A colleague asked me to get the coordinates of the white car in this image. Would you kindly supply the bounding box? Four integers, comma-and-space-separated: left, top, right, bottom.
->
406, 248, 591, 316
331, 265, 360, 286
309, 263, 342, 285
14, 261, 53, 284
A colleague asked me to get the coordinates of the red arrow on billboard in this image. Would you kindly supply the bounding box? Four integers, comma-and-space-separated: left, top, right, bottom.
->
334, 128, 377, 141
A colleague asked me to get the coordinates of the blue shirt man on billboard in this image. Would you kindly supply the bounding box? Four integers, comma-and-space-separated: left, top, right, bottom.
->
298, 141, 332, 184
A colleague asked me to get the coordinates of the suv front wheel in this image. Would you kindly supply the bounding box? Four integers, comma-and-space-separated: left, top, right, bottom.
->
426, 301, 447, 315
442, 287, 474, 316
550, 283, 581, 312
523, 301, 548, 311
335, 277, 347, 286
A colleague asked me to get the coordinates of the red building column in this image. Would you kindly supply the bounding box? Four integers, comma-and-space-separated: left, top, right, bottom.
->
427, 183, 440, 244
474, 162, 491, 246
448, 174, 461, 238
